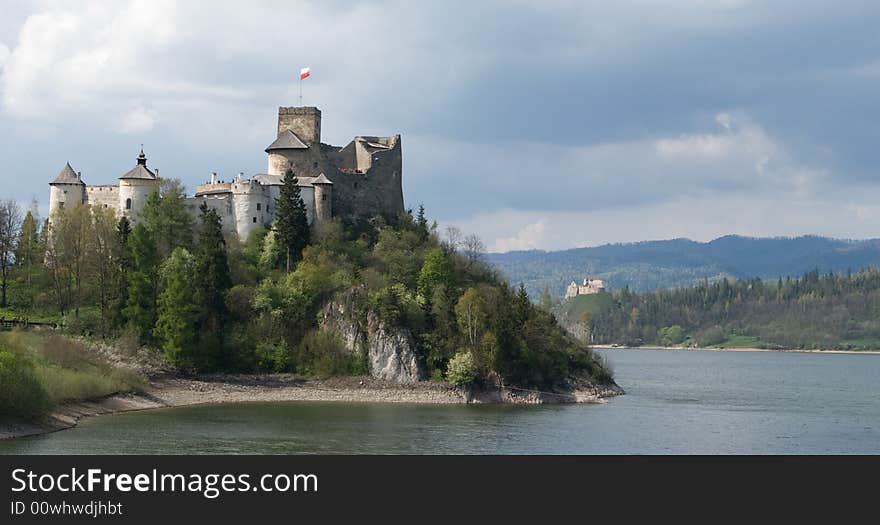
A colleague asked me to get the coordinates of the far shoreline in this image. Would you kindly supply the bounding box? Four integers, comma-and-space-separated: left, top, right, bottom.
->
593, 344, 880, 355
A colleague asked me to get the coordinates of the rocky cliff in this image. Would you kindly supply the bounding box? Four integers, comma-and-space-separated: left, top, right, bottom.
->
320, 298, 425, 384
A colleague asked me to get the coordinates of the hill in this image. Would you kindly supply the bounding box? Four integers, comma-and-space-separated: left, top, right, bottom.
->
487, 235, 880, 298
580, 268, 880, 350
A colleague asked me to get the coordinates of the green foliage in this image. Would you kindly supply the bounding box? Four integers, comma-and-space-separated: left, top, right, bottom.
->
154, 248, 198, 367
140, 179, 194, 259
274, 170, 310, 271
445, 350, 478, 387
295, 330, 356, 377
254, 341, 291, 373
123, 224, 159, 343
658, 325, 685, 346
417, 248, 453, 300
0, 344, 50, 418
589, 269, 880, 350
190, 203, 233, 370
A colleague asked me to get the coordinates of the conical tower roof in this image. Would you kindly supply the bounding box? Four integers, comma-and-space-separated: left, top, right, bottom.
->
312, 173, 333, 185
51, 162, 84, 185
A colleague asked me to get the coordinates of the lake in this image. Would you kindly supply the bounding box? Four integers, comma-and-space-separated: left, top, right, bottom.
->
2, 348, 879, 454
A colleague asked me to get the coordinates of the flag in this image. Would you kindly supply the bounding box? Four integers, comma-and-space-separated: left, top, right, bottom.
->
300, 67, 311, 80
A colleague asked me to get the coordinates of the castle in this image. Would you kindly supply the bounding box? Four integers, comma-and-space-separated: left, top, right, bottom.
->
48, 106, 404, 240
564, 278, 606, 299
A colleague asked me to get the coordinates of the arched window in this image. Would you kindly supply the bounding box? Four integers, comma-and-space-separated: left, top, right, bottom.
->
126, 198, 132, 210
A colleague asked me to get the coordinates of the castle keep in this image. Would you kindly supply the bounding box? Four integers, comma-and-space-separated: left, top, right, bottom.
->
48, 106, 404, 240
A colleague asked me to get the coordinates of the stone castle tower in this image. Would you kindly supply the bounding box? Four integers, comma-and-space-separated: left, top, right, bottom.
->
49, 105, 403, 240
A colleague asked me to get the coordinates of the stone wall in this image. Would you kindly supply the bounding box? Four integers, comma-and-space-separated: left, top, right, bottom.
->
277, 106, 321, 145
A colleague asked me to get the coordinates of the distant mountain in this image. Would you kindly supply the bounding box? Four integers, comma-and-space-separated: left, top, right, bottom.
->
486, 235, 880, 298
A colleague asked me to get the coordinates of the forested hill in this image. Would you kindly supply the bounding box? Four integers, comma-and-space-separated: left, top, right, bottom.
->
487, 235, 880, 297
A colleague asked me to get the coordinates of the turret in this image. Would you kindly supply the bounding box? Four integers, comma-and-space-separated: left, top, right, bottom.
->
48, 162, 85, 222
265, 107, 322, 176
312, 173, 333, 223
118, 147, 160, 224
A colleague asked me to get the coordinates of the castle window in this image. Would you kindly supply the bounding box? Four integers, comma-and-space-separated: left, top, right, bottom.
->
257, 203, 261, 211
252, 217, 257, 223
126, 198, 132, 210
313, 162, 318, 168
322, 194, 327, 201
58, 202, 64, 209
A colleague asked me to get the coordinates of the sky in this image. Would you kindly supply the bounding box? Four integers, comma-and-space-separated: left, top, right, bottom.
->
1, 0, 879, 252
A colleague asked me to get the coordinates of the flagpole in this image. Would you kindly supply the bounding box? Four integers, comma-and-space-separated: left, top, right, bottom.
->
299, 75, 303, 106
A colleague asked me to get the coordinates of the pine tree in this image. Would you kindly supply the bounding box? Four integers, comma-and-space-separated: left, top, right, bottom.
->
274, 169, 310, 272
416, 203, 428, 239
124, 223, 159, 342
192, 202, 231, 368
15, 208, 40, 292
108, 217, 132, 330
155, 247, 198, 367
141, 179, 194, 259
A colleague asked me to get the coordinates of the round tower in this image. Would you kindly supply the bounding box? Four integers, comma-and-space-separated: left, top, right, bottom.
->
118, 148, 160, 224
312, 173, 333, 223
48, 162, 85, 222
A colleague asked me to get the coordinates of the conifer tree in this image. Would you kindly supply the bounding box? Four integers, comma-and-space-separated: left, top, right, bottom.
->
124, 223, 159, 342
155, 247, 198, 366
416, 203, 428, 239
274, 169, 310, 272
141, 179, 194, 259
15, 208, 41, 291
192, 202, 231, 368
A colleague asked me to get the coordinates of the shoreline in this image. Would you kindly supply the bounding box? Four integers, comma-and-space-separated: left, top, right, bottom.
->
593, 344, 880, 355
1, 375, 622, 441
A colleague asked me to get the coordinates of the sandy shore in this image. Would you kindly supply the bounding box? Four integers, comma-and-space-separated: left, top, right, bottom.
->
1, 375, 622, 440
594, 344, 880, 355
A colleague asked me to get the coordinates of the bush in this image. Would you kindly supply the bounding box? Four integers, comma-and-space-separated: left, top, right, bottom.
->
296, 330, 355, 377
0, 347, 50, 419
254, 342, 291, 373
446, 350, 478, 387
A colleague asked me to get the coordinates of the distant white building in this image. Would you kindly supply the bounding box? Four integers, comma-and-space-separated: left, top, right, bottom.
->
565, 278, 606, 299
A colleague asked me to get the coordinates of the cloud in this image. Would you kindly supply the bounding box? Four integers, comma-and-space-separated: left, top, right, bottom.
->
2, 1, 880, 250
119, 105, 160, 134
492, 220, 547, 252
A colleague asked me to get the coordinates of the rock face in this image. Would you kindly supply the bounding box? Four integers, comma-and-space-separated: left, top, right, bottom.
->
320, 300, 425, 384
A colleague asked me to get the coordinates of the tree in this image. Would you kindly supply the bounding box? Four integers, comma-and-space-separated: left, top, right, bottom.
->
446, 350, 478, 387
462, 233, 485, 266
417, 248, 453, 300
14, 203, 41, 292
274, 169, 310, 272
108, 217, 133, 329
539, 286, 555, 312
47, 204, 91, 317
0, 200, 22, 307
455, 287, 486, 348
89, 206, 121, 336
140, 179, 194, 259
415, 204, 428, 239
192, 202, 232, 368
124, 223, 159, 342
155, 247, 198, 366
443, 226, 463, 253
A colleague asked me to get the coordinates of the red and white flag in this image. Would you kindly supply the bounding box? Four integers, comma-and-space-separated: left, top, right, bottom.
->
300, 67, 311, 80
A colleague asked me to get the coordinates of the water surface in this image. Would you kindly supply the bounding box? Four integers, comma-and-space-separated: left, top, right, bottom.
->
2, 349, 878, 454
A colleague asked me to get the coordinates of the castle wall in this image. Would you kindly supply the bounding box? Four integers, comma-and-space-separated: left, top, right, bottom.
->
325, 136, 404, 221
84, 185, 120, 213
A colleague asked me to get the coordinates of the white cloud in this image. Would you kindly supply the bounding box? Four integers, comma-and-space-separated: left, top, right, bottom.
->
119, 105, 159, 134
492, 220, 547, 252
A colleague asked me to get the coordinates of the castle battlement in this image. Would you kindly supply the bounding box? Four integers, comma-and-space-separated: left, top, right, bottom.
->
48, 105, 404, 241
